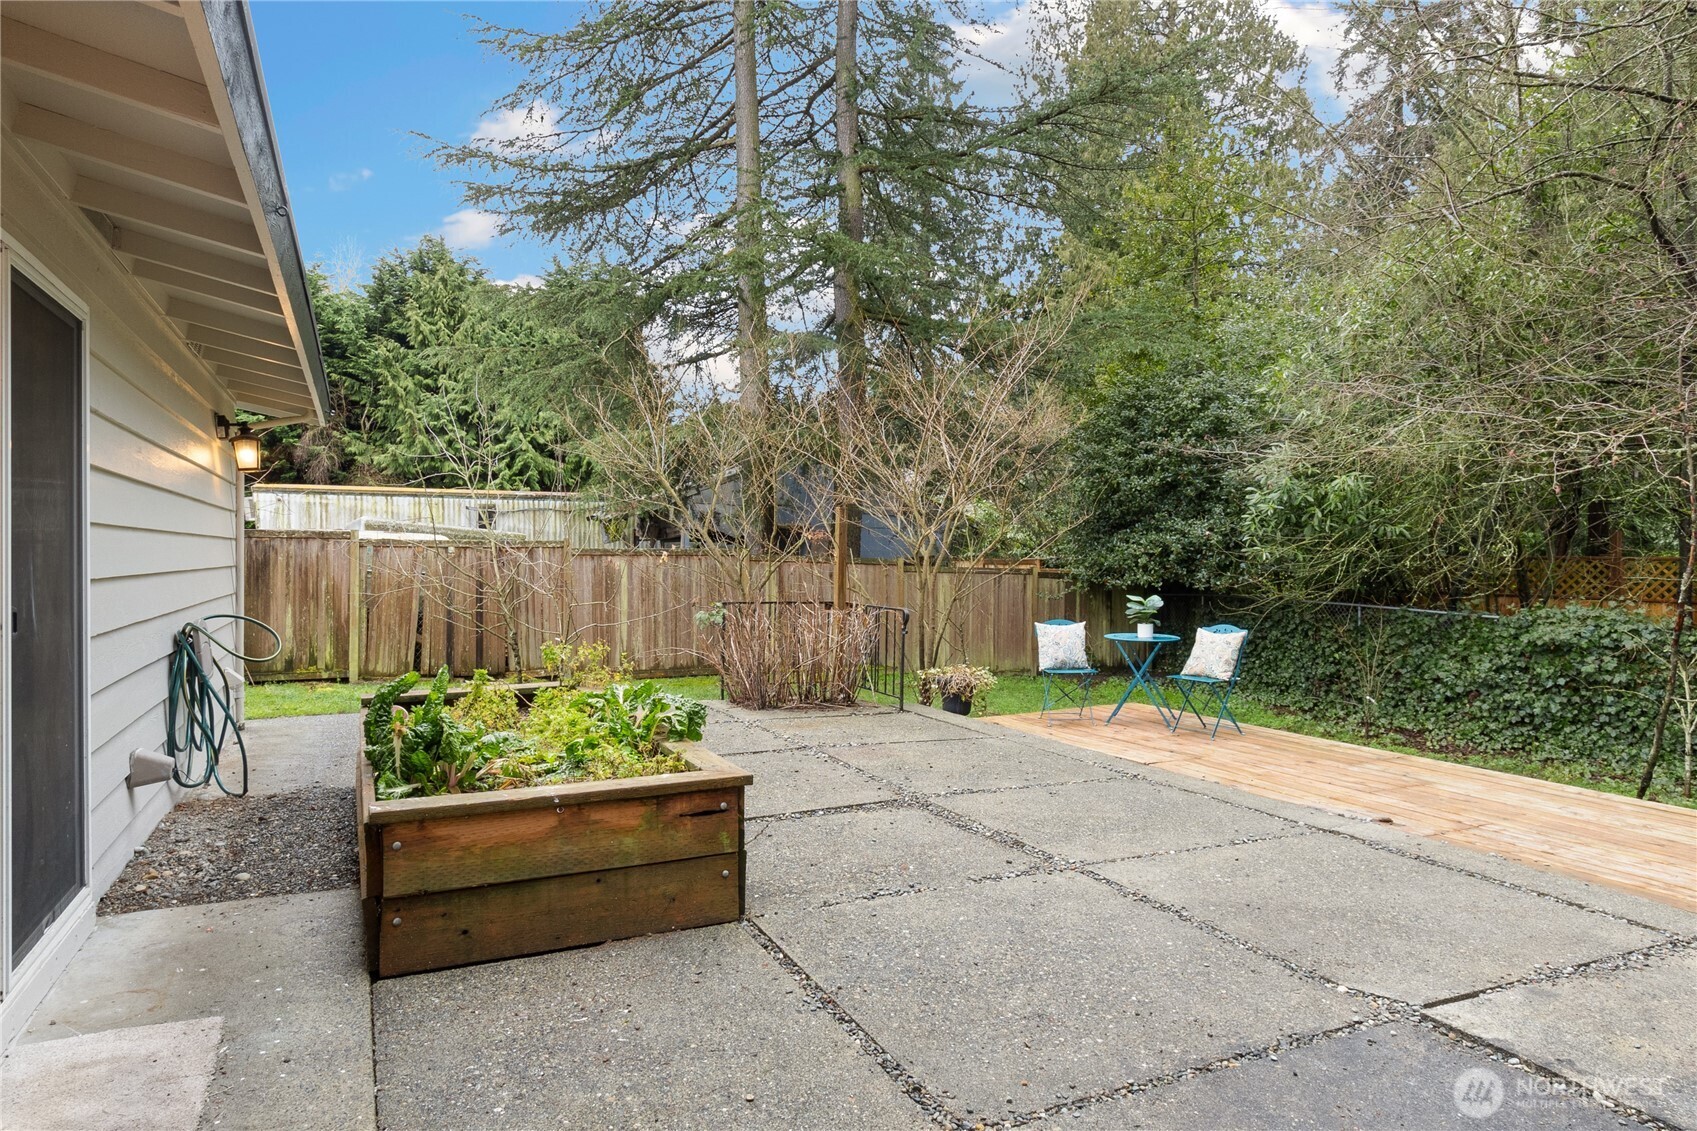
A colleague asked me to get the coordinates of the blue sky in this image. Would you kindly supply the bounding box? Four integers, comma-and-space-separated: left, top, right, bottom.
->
252, 1, 563, 286
252, 1, 1346, 291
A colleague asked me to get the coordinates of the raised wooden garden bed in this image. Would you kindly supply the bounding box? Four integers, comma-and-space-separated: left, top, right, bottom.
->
356, 740, 751, 977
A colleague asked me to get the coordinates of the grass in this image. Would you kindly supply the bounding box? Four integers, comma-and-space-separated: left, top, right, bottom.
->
245, 680, 387, 719
246, 670, 1694, 808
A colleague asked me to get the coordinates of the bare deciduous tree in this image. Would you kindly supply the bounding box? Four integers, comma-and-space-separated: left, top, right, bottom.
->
832, 299, 1082, 667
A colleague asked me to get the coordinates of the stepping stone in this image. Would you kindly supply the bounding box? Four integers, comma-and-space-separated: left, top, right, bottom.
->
372, 923, 930, 1130
1097, 834, 1660, 1004
1429, 949, 1697, 1128
939, 778, 1303, 863
746, 807, 1026, 912
759, 871, 1359, 1118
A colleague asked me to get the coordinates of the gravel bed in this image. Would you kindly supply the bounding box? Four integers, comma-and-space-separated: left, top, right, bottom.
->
98, 786, 357, 916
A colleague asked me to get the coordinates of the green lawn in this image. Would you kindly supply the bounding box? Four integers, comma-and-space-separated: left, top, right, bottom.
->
246, 670, 1693, 808
245, 680, 388, 719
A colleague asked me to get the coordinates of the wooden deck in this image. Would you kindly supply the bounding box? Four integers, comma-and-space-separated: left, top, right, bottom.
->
994, 704, 1697, 913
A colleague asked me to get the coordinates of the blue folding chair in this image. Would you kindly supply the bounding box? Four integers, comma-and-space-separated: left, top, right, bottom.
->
1037, 618, 1098, 722
1167, 624, 1248, 739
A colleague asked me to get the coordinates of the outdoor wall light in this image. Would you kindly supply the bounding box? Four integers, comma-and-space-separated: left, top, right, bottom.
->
215, 415, 263, 472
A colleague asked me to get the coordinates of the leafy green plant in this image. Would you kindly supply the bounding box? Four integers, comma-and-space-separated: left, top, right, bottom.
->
450, 669, 521, 732
540, 638, 623, 689
363, 671, 420, 749
917, 665, 998, 706
1237, 603, 1687, 787
1124, 594, 1165, 626
363, 668, 708, 798
520, 681, 704, 781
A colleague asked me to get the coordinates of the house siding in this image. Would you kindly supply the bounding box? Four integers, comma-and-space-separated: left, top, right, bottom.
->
3, 140, 244, 915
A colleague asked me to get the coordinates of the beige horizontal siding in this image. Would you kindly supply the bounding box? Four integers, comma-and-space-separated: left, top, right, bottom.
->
5, 136, 246, 911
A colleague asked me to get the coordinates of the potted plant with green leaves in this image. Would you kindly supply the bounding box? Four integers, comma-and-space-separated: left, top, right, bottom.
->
917, 664, 998, 715
1125, 594, 1165, 640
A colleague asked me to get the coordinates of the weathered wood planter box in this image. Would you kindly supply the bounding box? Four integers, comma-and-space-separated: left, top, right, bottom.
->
356, 716, 751, 977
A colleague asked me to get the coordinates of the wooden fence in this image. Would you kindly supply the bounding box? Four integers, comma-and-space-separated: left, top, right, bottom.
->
243, 533, 1131, 681
244, 534, 1684, 682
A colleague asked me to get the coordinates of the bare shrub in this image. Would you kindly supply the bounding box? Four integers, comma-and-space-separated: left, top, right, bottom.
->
716, 603, 876, 709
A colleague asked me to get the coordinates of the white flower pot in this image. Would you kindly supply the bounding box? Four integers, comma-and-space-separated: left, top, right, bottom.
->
1136, 623, 1154, 640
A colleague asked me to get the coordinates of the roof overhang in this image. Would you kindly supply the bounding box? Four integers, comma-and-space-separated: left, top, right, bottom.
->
1, 0, 328, 422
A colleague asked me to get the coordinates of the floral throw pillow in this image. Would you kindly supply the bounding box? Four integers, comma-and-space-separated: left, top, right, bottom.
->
1180, 629, 1247, 681
1035, 621, 1090, 671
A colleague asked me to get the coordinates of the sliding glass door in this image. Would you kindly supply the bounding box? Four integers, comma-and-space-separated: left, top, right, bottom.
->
7, 269, 86, 968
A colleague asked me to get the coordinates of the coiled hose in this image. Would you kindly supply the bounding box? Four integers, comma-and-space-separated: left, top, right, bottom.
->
166, 613, 281, 797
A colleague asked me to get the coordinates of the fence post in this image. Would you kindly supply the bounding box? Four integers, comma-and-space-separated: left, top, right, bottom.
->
1027, 558, 1041, 669
832, 503, 850, 609
347, 534, 363, 683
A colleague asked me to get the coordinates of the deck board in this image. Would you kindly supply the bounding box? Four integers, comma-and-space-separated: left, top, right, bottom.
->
994, 704, 1697, 913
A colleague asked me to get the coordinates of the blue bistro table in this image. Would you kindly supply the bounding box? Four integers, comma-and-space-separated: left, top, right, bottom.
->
1103, 632, 1181, 727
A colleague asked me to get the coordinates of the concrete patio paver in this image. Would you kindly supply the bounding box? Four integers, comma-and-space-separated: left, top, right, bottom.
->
1096, 834, 1661, 1004
1428, 949, 1697, 1129
1057, 1025, 1630, 1130
14, 704, 1686, 1130
938, 777, 1307, 863
734, 749, 899, 817
694, 717, 797, 756
2, 1017, 223, 1131
746, 807, 1030, 912
764, 710, 996, 745
759, 870, 1364, 1120
16, 889, 374, 1131
827, 737, 1121, 795
239, 712, 360, 795
372, 923, 931, 1131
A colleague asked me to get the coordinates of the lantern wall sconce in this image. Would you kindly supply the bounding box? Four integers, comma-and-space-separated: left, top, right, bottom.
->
215, 414, 263, 472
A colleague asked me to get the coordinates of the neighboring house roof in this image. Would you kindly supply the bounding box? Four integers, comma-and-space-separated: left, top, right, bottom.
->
1, 0, 328, 422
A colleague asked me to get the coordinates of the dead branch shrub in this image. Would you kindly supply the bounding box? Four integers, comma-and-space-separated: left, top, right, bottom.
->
717, 603, 877, 709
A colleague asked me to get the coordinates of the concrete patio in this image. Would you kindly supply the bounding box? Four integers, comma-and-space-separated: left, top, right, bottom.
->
5, 703, 1695, 1130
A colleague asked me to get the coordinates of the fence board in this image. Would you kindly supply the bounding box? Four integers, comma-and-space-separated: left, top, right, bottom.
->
244, 531, 350, 679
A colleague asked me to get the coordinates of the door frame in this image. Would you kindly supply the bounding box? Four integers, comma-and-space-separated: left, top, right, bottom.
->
0, 230, 95, 1008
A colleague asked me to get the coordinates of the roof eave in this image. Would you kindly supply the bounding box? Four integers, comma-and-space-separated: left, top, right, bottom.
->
195, 0, 329, 423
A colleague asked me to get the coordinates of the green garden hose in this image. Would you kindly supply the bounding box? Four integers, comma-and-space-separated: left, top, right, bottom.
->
166, 614, 282, 797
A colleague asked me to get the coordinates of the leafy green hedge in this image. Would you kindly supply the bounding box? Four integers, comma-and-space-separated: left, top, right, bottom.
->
1234, 603, 1678, 778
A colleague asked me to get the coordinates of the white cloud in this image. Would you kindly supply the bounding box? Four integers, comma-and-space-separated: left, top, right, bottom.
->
495, 273, 545, 289
329, 167, 373, 192
952, 3, 1050, 107
473, 99, 564, 149
1266, 1, 1352, 103
647, 327, 740, 395
440, 208, 502, 250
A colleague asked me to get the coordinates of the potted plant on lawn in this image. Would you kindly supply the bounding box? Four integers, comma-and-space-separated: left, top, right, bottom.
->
917, 664, 999, 715
1125, 594, 1165, 640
